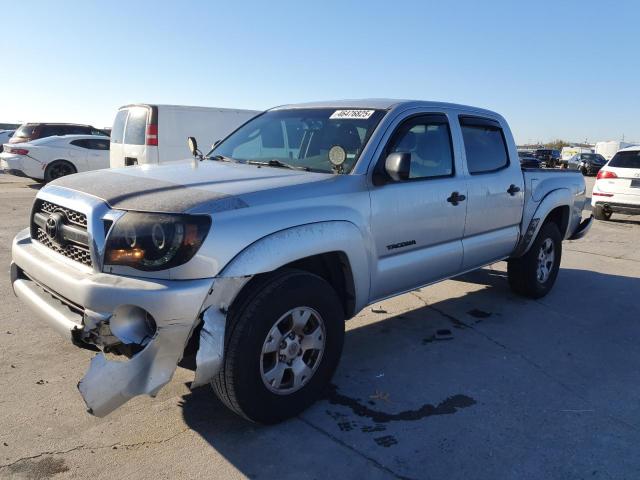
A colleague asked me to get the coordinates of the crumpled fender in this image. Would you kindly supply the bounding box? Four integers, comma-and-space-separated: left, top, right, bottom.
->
219, 221, 371, 313
512, 188, 573, 257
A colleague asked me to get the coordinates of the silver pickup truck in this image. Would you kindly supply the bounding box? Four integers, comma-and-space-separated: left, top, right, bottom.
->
10, 99, 592, 423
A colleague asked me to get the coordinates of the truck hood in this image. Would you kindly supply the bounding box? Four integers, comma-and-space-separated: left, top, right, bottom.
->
49, 159, 333, 213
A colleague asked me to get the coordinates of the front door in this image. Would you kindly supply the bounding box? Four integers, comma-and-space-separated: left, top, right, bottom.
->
369, 114, 467, 301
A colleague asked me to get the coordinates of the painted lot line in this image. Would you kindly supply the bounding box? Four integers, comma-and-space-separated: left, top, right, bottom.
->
1, 174, 639, 480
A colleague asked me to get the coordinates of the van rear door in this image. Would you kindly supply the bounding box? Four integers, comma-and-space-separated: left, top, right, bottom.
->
109, 106, 159, 167
109, 109, 128, 168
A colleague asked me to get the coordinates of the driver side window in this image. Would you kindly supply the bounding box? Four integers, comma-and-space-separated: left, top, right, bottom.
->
387, 115, 454, 179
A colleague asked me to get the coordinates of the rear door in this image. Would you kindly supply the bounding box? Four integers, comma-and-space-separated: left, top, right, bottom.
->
369, 113, 467, 301
84, 139, 110, 170
109, 109, 128, 167
458, 116, 524, 270
122, 106, 149, 165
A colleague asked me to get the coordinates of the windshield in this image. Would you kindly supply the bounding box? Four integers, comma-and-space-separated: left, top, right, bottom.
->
208, 108, 386, 173
609, 150, 640, 169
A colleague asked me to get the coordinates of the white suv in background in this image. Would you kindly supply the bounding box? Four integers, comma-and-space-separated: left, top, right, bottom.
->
592, 146, 640, 220
1, 135, 110, 182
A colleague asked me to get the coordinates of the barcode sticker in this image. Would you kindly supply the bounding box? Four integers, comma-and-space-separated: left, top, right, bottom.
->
329, 110, 375, 120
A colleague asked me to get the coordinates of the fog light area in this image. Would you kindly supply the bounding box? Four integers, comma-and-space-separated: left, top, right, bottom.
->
109, 305, 157, 347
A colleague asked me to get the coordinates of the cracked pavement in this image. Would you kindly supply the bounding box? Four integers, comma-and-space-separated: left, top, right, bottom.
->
1, 174, 639, 479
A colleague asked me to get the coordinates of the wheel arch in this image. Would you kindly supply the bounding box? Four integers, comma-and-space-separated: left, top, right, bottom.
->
219, 221, 370, 318
45, 159, 77, 179
513, 188, 573, 257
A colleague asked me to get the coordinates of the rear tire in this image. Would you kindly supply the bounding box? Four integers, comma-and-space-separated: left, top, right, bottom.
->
594, 205, 612, 221
44, 160, 76, 182
508, 222, 562, 299
212, 269, 345, 424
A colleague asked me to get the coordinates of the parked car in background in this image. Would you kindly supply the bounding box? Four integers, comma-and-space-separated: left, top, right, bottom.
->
560, 146, 593, 166
592, 146, 640, 220
518, 150, 542, 168
9, 123, 108, 144
533, 149, 561, 167
1, 135, 110, 182
567, 153, 607, 175
10, 99, 591, 422
0, 130, 14, 152
109, 104, 259, 167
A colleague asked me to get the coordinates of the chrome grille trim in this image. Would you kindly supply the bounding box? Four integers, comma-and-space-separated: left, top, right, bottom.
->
36, 229, 92, 266
39, 200, 88, 227
32, 199, 93, 267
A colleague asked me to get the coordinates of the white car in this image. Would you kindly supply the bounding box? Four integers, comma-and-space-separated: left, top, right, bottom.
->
591, 145, 640, 220
0, 134, 110, 182
0, 129, 15, 152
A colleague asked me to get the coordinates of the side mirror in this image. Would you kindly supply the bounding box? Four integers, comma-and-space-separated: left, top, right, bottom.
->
187, 136, 199, 157
385, 152, 411, 182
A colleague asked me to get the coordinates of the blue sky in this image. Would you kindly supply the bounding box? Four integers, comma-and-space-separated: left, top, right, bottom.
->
1, 0, 638, 143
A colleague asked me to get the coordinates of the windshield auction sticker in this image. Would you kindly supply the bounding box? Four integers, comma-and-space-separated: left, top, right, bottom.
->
329, 110, 375, 120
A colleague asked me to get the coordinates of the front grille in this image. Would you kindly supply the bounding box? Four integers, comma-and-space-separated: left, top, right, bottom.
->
32, 200, 93, 267
40, 201, 87, 227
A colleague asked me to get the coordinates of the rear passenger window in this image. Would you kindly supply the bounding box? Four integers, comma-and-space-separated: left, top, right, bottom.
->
71, 139, 110, 150
111, 110, 128, 144
124, 107, 148, 145
386, 115, 454, 179
71, 139, 89, 148
460, 116, 510, 174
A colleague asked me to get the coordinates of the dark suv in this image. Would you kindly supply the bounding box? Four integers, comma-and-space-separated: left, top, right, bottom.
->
534, 149, 561, 168
9, 123, 109, 144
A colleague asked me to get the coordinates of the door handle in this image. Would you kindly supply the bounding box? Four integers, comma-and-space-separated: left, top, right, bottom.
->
446, 191, 466, 206
507, 184, 521, 195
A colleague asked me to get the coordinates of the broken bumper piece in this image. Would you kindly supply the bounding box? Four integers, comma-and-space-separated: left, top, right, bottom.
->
11, 230, 247, 416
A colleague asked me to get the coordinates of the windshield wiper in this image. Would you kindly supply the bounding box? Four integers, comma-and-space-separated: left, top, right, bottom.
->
208, 154, 240, 163
246, 159, 310, 171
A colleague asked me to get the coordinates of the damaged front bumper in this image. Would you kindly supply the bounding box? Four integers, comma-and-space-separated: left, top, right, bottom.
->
11, 228, 247, 416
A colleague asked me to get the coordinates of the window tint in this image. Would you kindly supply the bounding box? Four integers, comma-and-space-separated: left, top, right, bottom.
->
124, 107, 148, 145
460, 117, 509, 174
111, 110, 128, 144
387, 115, 454, 179
87, 139, 110, 150
608, 151, 640, 169
71, 139, 110, 150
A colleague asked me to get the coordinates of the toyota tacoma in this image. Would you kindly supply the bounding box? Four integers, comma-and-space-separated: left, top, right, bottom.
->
10, 100, 592, 423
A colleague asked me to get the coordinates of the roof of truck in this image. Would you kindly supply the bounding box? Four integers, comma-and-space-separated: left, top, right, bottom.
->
271, 99, 500, 116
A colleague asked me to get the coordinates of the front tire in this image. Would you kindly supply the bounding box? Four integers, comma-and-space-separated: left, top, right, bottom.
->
508, 222, 562, 299
212, 269, 345, 424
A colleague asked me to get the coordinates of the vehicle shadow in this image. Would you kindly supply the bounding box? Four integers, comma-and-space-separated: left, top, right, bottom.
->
179, 266, 640, 479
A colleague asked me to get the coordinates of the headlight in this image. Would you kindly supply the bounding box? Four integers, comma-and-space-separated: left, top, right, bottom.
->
104, 212, 211, 271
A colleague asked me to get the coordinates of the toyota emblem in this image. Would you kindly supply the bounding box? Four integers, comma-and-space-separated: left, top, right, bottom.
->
44, 212, 65, 244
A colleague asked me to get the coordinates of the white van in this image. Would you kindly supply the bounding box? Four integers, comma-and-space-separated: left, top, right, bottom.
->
109, 104, 259, 167
594, 141, 638, 161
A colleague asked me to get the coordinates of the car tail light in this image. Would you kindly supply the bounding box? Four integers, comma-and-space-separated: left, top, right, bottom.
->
146, 124, 158, 146
596, 170, 617, 179
8, 147, 29, 155
592, 192, 613, 197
